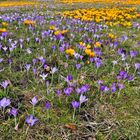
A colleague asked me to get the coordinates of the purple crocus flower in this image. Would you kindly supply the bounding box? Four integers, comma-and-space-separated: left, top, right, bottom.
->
40, 58, 46, 65
10, 108, 18, 117
111, 83, 117, 93
118, 83, 125, 90
56, 89, 62, 96
131, 35, 135, 38
79, 94, 88, 104
130, 51, 138, 58
104, 86, 109, 92
100, 85, 106, 91
76, 64, 81, 69
19, 38, 24, 43
66, 75, 73, 82
119, 70, 128, 79
133, 22, 139, 28
25, 64, 31, 71
9, 47, 14, 52
52, 45, 56, 50
46, 81, 50, 87
113, 41, 119, 48
0, 80, 9, 89
44, 64, 47, 69
100, 84, 109, 92
80, 84, 89, 93
110, 43, 113, 48
117, 48, 126, 55
80, 55, 83, 60
33, 68, 37, 75
117, 75, 122, 80
30, 96, 38, 106
64, 87, 73, 96
0, 58, 3, 63
32, 59, 37, 65
59, 46, 64, 52
2, 32, 8, 37
25, 115, 38, 126
71, 101, 80, 109
0, 97, 11, 108
7, 58, 12, 65
135, 63, 140, 70
45, 101, 51, 110
94, 48, 102, 56
56, 34, 62, 39
120, 35, 128, 42
97, 80, 104, 85
94, 57, 102, 68
35, 38, 40, 43
75, 88, 81, 94
127, 75, 134, 81
90, 58, 94, 63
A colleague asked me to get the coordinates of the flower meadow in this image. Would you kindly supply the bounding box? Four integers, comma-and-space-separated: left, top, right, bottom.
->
60, 0, 140, 5
0, 0, 140, 139
0, 1, 37, 7
62, 7, 139, 26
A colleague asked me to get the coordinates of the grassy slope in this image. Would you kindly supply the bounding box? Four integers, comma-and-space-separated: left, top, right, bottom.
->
0, 1, 140, 140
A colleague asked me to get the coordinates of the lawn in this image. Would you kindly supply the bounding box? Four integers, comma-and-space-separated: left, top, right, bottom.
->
0, 0, 140, 140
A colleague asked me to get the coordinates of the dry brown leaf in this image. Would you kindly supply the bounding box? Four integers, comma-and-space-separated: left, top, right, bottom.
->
65, 123, 77, 130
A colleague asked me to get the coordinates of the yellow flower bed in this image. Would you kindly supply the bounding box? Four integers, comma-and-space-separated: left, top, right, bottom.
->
66, 48, 75, 56
24, 20, 36, 26
0, 1, 37, 7
0, 28, 7, 33
60, 0, 140, 5
62, 7, 139, 27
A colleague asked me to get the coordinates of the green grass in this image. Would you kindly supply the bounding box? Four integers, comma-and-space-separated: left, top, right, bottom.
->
0, 1, 140, 140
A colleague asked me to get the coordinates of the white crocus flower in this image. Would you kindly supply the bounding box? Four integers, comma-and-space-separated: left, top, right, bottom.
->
79, 94, 88, 104
40, 73, 48, 80
50, 67, 58, 74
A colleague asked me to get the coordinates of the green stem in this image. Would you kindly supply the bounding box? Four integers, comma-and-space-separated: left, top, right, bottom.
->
14, 116, 17, 127
66, 97, 68, 103
59, 96, 61, 104
33, 105, 35, 115
47, 110, 49, 119
51, 74, 54, 86
117, 90, 121, 98
46, 86, 48, 94
96, 68, 98, 78
73, 109, 76, 121
2, 107, 5, 119
4, 88, 7, 96
79, 104, 81, 112
25, 126, 29, 136
133, 69, 136, 77
9, 63, 12, 73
